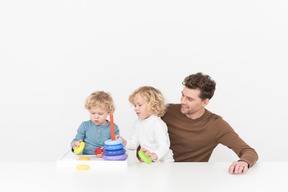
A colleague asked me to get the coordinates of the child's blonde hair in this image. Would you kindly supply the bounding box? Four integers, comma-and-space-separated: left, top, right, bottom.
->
129, 86, 166, 117
85, 91, 115, 113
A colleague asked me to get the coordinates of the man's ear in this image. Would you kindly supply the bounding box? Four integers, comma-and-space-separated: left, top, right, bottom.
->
202, 98, 210, 108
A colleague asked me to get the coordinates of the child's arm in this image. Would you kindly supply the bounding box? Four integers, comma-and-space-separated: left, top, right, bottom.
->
126, 130, 140, 150
72, 140, 83, 150
151, 122, 171, 161
116, 129, 139, 150
115, 135, 127, 146
113, 124, 128, 145
71, 122, 86, 151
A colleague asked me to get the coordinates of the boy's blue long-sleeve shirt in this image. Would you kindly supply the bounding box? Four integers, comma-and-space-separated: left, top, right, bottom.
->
71, 120, 119, 155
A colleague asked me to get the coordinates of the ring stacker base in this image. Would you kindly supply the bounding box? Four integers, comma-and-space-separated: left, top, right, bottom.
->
57, 150, 128, 168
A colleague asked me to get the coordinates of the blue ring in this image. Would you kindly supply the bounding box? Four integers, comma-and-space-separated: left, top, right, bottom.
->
103, 153, 128, 161
103, 148, 126, 156
104, 139, 123, 145
104, 144, 124, 151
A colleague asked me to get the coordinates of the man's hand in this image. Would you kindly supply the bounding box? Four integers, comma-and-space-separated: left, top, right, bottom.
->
229, 161, 249, 174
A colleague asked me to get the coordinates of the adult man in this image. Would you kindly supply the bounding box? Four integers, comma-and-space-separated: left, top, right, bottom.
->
162, 72, 258, 174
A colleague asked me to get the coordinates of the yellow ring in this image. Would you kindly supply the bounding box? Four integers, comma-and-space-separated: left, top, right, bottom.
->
74, 142, 85, 154
76, 164, 90, 170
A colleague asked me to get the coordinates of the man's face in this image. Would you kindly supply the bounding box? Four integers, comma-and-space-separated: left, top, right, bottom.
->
180, 87, 208, 116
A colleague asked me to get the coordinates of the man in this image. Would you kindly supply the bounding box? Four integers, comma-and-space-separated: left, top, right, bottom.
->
162, 72, 258, 174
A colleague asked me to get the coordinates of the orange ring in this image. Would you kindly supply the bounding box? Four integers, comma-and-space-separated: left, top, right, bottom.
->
78, 156, 90, 161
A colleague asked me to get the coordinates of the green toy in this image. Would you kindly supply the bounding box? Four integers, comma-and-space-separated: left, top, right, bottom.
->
138, 150, 152, 164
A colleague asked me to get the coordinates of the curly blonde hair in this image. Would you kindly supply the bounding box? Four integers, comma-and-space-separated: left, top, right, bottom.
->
129, 86, 166, 117
85, 91, 115, 113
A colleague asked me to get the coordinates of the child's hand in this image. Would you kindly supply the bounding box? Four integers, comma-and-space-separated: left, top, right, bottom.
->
72, 140, 83, 150
140, 147, 158, 161
96, 147, 104, 158
115, 135, 127, 147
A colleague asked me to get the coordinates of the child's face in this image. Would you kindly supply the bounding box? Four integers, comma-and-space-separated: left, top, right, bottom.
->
133, 93, 152, 120
89, 107, 109, 125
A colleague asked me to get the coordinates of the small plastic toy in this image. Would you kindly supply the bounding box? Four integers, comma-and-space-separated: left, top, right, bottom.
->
76, 164, 90, 170
104, 143, 124, 151
104, 138, 123, 145
74, 142, 85, 155
104, 148, 126, 156
78, 156, 90, 161
95, 148, 103, 155
102, 114, 128, 161
138, 150, 152, 164
103, 153, 128, 161
110, 113, 115, 140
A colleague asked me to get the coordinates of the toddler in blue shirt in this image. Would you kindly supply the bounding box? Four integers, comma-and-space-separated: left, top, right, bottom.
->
71, 91, 119, 157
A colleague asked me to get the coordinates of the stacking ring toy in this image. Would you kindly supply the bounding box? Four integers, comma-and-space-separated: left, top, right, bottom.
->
104, 139, 123, 145
76, 164, 90, 170
138, 150, 152, 164
104, 144, 124, 151
103, 153, 128, 161
104, 148, 126, 156
74, 142, 85, 155
78, 156, 90, 161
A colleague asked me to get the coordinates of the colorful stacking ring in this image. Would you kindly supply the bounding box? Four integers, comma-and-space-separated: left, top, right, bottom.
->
138, 150, 152, 164
104, 139, 123, 145
104, 144, 124, 151
74, 142, 85, 155
103, 148, 126, 156
103, 153, 128, 161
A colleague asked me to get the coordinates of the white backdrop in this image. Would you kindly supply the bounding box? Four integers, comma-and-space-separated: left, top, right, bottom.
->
0, 0, 287, 162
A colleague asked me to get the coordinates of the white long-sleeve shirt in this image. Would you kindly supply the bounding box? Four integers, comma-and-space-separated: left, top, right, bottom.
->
125, 115, 174, 162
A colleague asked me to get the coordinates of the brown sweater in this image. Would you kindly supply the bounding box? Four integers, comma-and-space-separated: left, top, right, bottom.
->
162, 104, 258, 167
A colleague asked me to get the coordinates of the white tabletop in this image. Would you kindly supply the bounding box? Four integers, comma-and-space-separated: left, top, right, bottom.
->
0, 162, 287, 192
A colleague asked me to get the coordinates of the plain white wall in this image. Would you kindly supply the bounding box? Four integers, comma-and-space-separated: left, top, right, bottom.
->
0, 0, 287, 162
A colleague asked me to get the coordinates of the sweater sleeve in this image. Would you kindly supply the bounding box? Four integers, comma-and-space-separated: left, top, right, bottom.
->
71, 122, 86, 150
216, 118, 258, 168
151, 121, 170, 161
125, 128, 139, 150
114, 123, 120, 135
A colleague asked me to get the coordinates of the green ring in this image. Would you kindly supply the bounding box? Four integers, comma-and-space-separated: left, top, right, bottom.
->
138, 150, 152, 164
74, 142, 85, 154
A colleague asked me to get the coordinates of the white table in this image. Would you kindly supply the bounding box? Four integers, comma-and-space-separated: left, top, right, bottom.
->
0, 162, 287, 192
